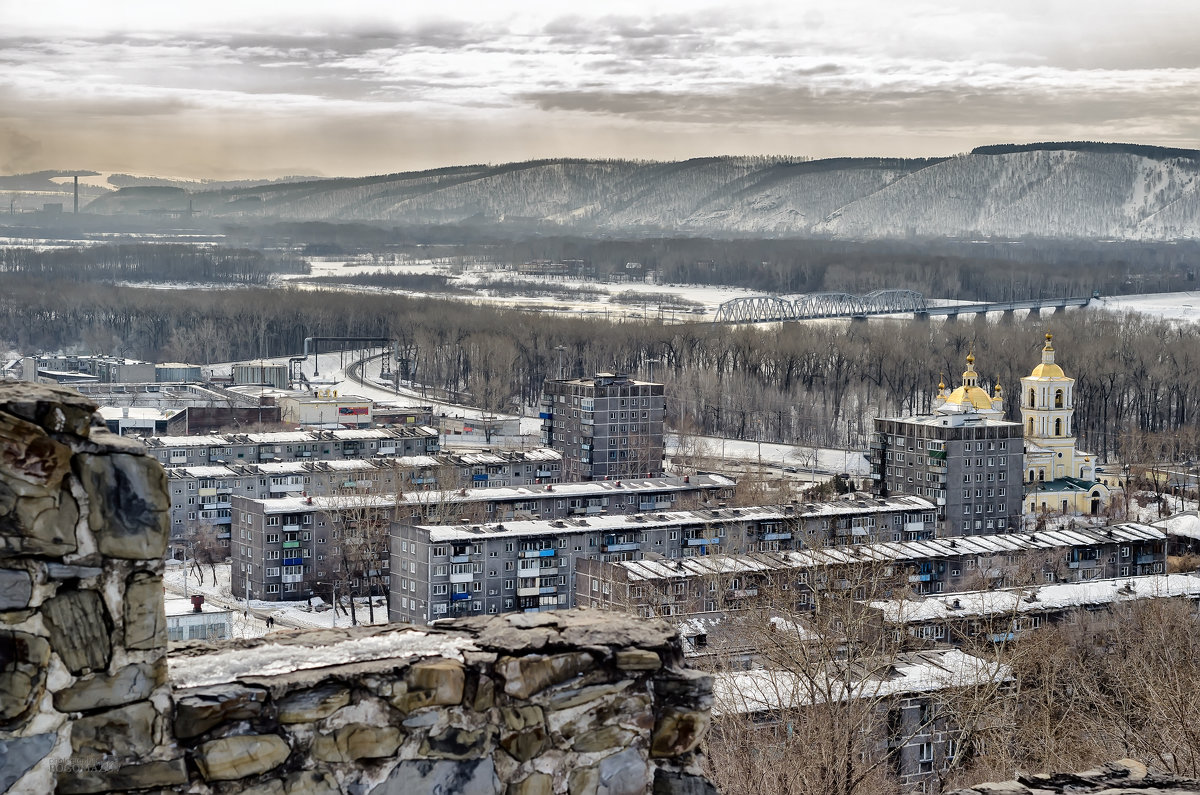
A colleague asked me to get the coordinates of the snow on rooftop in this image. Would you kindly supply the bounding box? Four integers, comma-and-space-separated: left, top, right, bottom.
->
615, 523, 1164, 581
169, 628, 477, 689
713, 649, 1011, 715
869, 573, 1200, 623
164, 597, 230, 617
251, 474, 735, 514
1156, 510, 1200, 541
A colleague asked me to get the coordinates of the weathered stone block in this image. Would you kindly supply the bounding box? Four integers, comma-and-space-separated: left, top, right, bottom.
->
41, 588, 112, 674
174, 683, 267, 739
56, 758, 188, 795
53, 662, 157, 713
71, 700, 157, 758
615, 649, 661, 671
241, 769, 340, 795
572, 724, 634, 753
372, 758, 499, 794
194, 734, 291, 782
474, 674, 495, 711
311, 723, 402, 762
45, 563, 103, 580
0, 568, 32, 610
124, 571, 165, 651
499, 652, 593, 699
74, 452, 169, 560
568, 765, 599, 794
545, 681, 631, 711
598, 747, 650, 795
276, 683, 350, 723
0, 732, 55, 792
395, 659, 464, 711
421, 726, 492, 760
0, 381, 99, 438
0, 630, 50, 727
508, 772, 553, 795
650, 709, 711, 758
499, 706, 548, 762
0, 410, 72, 493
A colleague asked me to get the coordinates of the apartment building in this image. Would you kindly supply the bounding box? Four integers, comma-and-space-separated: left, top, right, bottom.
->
387, 496, 935, 624
574, 523, 1168, 619
716, 648, 1009, 792
870, 573, 1200, 647
871, 352, 1024, 536
229, 474, 735, 602
165, 449, 564, 547
540, 373, 665, 481
143, 426, 439, 468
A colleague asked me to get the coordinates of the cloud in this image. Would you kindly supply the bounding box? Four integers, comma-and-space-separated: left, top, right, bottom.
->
3, 2, 1200, 177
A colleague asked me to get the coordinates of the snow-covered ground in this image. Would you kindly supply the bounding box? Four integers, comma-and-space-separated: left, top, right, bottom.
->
163, 561, 389, 639
1090, 291, 1200, 323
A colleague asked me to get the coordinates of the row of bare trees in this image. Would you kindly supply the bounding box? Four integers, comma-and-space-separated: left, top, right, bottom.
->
5, 274, 1200, 460
699, 575, 1200, 794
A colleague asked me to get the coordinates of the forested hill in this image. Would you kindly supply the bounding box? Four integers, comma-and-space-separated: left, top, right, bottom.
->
84, 144, 1200, 239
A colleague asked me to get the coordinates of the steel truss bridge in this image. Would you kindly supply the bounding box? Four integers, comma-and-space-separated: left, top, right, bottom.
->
713, 290, 1091, 324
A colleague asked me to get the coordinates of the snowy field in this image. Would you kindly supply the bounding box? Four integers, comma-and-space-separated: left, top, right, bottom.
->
163, 561, 389, 639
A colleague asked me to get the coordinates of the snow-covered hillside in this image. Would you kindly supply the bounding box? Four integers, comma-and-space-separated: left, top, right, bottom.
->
83, 145, 1200, 239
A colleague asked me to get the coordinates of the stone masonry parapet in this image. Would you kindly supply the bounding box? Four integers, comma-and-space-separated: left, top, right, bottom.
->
0, 382, 716, 794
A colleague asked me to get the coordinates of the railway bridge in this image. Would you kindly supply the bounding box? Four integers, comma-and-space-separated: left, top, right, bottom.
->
713, 290, 1091, 324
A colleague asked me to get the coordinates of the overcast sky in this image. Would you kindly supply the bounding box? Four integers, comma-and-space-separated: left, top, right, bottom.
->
3, 0, 1199, 178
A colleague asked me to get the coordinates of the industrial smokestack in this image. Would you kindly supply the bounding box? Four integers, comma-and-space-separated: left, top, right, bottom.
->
73, 175, 78, 214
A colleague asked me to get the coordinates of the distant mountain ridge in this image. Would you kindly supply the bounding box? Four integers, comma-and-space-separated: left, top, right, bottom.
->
81, 143, 1200, 239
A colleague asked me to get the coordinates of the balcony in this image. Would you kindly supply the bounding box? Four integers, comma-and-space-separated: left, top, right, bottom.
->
283, 557, 303, 566
281, 574, 303, 584
449, 554, 471, 564
602, 542, 640, 553
1136, 553, 1158, 565
762, 532, 792, 541
536, 470, 555, 478
199, 488, 217, 497
282, 524, 301, 532
449, 571, 474, 584
539, 586, 558, 595
685, 537, 720, 547
908, 573, 932, 583
516, 587, 540, 597
520, 549, 556, 559
282, 541, 300, 549
450, 592, 470, 602
726, 588, 759, 599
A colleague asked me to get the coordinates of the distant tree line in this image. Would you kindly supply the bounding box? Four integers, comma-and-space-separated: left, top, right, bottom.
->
0, 244, 308, 284
4, 270, 1200, 463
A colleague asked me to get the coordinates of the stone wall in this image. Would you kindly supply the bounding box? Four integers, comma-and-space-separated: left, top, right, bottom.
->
0, 382, 716, 794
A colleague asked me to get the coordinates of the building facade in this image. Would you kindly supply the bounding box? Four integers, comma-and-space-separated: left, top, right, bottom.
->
574, 523, 1168, 619
388, 496, 936, 624
230, 475, 735, 602
1021, 333, 1114, 515
540, 373, 665, 481
872, 352, 1025, 535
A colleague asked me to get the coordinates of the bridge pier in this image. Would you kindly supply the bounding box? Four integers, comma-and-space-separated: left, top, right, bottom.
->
1053, 304, 1066, 314
1027, 307, 1041, 319
944, 312, 958, 323
1001, 309, 1015, 324
914, 311, 930, 323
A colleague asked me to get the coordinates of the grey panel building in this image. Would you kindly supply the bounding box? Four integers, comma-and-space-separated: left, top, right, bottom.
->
540, 373, 665, 481
871, 352, 1024, 536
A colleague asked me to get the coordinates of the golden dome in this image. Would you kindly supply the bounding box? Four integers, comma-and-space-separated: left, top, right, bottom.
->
941, 348, 995, 410
942, 385, 996, 410
1029, 362, 1065, 378
1028, 331, 1066, 379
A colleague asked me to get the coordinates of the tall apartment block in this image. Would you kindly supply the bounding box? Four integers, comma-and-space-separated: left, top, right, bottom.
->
871, 352, 1024, 536
540, 373, 665, 481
